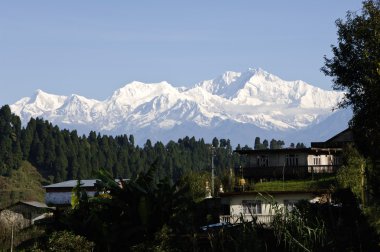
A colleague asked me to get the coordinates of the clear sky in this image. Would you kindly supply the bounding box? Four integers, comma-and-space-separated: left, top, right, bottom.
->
0, 1, 363, 106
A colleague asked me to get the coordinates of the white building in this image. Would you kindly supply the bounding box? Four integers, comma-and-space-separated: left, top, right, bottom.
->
44, 179, 128, 206
44, 180, 98, 206
219, 190, 328, 225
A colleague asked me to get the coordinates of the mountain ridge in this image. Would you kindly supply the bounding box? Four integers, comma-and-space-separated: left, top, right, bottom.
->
9, 68, 350, 146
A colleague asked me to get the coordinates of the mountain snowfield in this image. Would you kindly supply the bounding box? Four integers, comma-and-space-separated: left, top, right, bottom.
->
10, 68, 351, 146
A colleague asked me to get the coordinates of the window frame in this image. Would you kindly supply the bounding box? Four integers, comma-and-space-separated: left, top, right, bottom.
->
242, 200, 262, 215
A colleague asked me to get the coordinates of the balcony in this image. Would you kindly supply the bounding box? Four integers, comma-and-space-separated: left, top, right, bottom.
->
219, 214, 274, 225
239, 165, 340, 180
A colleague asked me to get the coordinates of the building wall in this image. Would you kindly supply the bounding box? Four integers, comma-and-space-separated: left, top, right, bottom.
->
224, 192, 315, 218
248, 152, 341, 168
248, 152, 310, 168
307, 154, 340, 165
0, 204, 50, 229
45, 191, 96, 205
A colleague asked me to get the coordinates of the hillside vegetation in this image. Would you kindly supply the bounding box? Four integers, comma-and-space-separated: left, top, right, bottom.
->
0, 161, 46, 209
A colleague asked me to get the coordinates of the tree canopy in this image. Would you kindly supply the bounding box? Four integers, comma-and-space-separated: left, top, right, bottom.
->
322, 0, 380, 159
0, 105, 245, 184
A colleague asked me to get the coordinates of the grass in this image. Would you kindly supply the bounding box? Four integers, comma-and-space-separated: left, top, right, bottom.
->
252, 176, 336, 192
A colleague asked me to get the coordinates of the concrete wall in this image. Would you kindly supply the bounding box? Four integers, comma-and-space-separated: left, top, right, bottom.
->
45, 191, 96, 205
248, 152, 310, 167
224, 192, 315, 217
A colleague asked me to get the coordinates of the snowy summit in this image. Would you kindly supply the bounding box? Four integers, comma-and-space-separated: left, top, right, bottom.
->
10, 68, 351, 146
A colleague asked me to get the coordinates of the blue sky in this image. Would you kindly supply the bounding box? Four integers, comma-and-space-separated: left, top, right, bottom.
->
0, 1, 362, 105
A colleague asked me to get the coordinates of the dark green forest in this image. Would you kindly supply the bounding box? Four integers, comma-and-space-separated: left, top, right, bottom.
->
0, 104, 245, 184
0, 104, 296, 185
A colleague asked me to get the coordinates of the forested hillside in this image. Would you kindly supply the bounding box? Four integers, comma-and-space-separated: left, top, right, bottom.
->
0, 161, 46, 209
0, 105, 244, 183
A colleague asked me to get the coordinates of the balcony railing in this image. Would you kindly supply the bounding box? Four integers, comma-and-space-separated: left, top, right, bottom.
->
219, 214, 274, 225
239, 165, 340, 179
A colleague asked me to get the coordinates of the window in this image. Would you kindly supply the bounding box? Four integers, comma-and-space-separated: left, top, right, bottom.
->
284, 200, 298, 212
313, 156, 321, 165
332, 156, 341, 165
242, 200, 262, 214
257, 155, 268, 167
286, 154, 298, 166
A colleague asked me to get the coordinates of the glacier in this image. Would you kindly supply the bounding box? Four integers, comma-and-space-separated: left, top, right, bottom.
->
9, 68, 351, 147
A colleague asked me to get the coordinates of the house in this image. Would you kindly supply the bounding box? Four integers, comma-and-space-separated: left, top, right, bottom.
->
44, 179, 127, 206
0, 201, 54, 230
44, 179, 98, 206
219, 190, 329, 225
235, 129, 353, 180
218, 130, 351, 225
310, 128, 354, 148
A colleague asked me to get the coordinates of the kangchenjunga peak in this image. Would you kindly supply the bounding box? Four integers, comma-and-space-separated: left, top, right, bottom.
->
9, 67, 350, 146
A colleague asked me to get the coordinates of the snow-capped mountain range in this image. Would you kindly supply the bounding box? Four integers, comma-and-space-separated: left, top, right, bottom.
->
10, 68, 351, 146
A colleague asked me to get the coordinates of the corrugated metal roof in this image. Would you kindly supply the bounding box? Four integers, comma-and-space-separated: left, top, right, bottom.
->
44, 179, 98, 188
20, 201, 52, 209
43, 179, 129, 188
0, 201, 55, 211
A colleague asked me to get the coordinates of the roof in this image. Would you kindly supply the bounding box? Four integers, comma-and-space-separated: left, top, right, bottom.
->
325, 128, 353, 143
43, 179, 129, 189
219, 189, 329, 197
1, 201, 55, 211
235, 148, 310, 155
20, 201, 51, 208
235, 147, 342, 155
44, 179, 98, 188
311, 128, 354, 148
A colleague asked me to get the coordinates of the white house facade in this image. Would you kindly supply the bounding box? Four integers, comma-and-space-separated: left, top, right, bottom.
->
44, 180, 98, 206
219, 190, 328, 225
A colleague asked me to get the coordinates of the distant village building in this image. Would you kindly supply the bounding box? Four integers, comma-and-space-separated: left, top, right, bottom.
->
44, 179, 128, 206
44, 180, 98, 206
0, 201, 54, 229
235, 129, 353, 180
219, 129, 352, 225
219, 190, 329, 225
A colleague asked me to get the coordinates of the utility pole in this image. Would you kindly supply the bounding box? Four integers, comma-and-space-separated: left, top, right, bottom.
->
361, 163, 366, 207
282, 162, 285, 191
10, 223, 13, 252
211, 147, 215, 197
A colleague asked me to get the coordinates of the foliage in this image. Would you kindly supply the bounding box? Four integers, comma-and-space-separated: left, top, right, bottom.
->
206, 221, 269, 252
270, 139, 285, 149
56, 166, 202, 251
364, 204, 380, 236
336, 144, 365, 201
269, 189, 380, 251
271, 202, 327, 252
322, 0, 380, 236
254, 136, 286, 150
295, 142, 306, 149
0, 161, 46, 209
322, 0, 380, 159
0, 225, 46, 251
29, 230, 94, 252
70, 179, 88, 209
0, 105, 22, 176
180, 171, 211, 202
